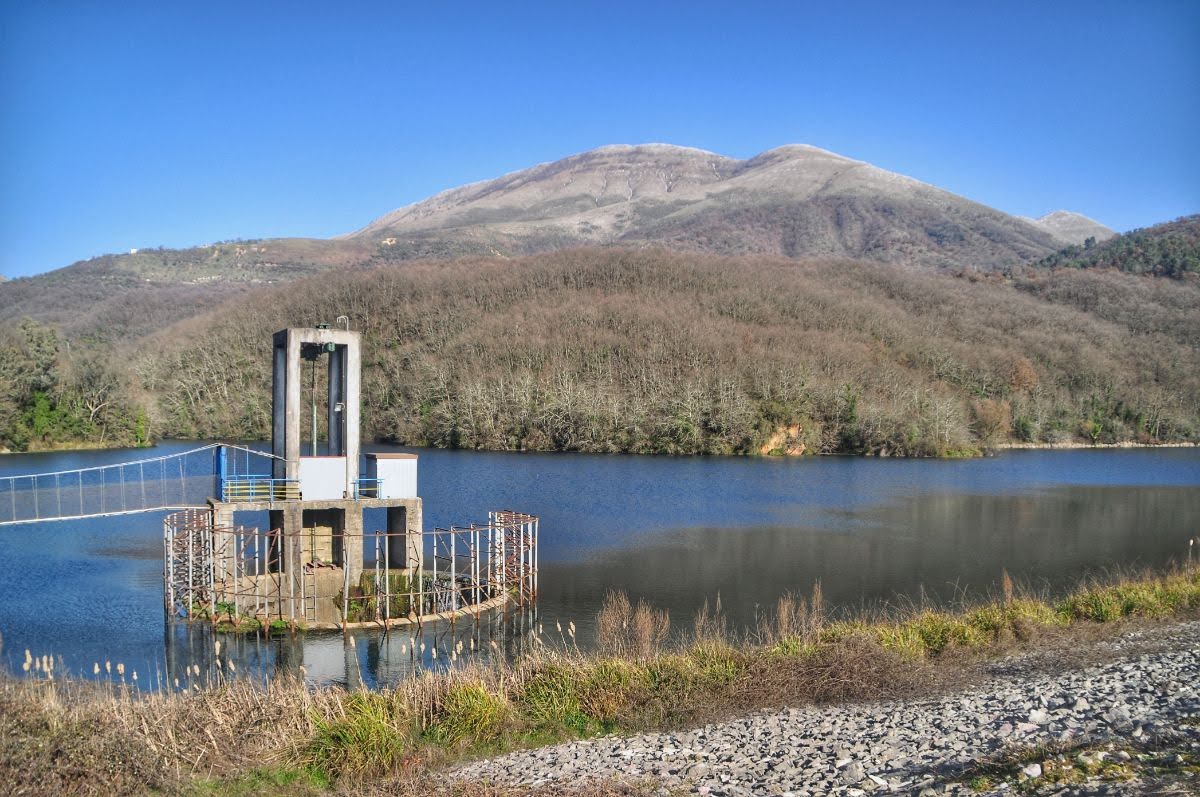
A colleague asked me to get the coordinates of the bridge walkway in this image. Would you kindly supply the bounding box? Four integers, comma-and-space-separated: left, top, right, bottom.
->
0, 443, 279, 526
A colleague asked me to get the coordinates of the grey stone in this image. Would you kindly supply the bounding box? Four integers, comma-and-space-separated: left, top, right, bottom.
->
448, 620, 1200, 797
841, 761, 864, 784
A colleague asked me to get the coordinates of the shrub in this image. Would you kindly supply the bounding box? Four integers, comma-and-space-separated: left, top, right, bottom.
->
302, 693, 410, 779
426, 683, 509, 747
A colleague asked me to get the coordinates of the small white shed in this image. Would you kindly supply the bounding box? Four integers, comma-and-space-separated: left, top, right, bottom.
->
364, 453, 418, 499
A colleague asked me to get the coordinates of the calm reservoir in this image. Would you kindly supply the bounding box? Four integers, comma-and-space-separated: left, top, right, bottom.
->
1, 443, 1197, 688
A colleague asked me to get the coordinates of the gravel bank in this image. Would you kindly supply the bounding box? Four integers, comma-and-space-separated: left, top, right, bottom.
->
456, 621, 1200, 795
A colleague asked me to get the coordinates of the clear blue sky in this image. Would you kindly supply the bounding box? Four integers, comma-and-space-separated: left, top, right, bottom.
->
2, 1, 1197, 278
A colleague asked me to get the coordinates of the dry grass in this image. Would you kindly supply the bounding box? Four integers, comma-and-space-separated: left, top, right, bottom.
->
2, 567, 1198, 796
596, 590, 672, 660
0, 675, 331, 795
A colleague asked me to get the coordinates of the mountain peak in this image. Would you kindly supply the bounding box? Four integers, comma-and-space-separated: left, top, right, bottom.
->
343, 143, 1085, 269
759, 143, 857, 159
585, 143, 723, 157
1027, 210, 1116, 246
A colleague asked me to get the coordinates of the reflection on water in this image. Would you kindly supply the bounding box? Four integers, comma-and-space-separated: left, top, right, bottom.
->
1, 444, 1197, 688
541, 485, 1200, 639
158, 607, 539, 691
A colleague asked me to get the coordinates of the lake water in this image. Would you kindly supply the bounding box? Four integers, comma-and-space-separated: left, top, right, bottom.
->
1, 443, 1198, 689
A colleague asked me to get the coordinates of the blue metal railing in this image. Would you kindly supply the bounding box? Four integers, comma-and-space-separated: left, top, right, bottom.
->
0, 443, 247, 526
353, 478, 383, 499
220, 475, 300, 502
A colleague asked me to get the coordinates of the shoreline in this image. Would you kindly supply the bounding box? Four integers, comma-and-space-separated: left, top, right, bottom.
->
993, 439, 1198, 451
3, 567, 1198, 796
0, 439, 155, 456
3, 437, 1197, 460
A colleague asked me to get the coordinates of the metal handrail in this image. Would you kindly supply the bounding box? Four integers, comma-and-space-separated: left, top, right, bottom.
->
220, 476, 300, 502
0, 442, 286, 481
353, 478, 383, 499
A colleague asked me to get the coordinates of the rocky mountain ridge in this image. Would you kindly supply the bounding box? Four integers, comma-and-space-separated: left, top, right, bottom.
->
1, 143, 1122, 341
350, 143, 1112, 269
1025, 210, 1117, 246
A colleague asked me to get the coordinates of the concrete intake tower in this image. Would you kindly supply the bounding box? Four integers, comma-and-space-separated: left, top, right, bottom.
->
162, 324, 538, 630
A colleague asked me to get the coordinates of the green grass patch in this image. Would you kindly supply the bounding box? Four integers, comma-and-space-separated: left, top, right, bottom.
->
301, 692, 411, 779
519, 663, 596, 736
185, 767, 328, 796
425, 683, 510, 748
1057, 572, 1200, 622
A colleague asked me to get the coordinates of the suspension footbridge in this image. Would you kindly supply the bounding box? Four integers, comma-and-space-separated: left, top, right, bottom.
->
0, 443, 278, 526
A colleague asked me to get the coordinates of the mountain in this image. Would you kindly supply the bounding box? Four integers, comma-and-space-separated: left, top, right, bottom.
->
1035, 215, 1200, 278
350, 143, 1072, 270
1025, 211, 1116, 246
5, 145, 1193, 457
0, 144, 1114, 341
0, 238, 374, 342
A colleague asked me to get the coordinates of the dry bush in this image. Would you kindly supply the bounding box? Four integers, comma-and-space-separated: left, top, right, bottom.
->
630, 602, 670, 660
596, 590, 670, 659
0, 674, 337, 796
756, 582, 826, 646
741, 635, 930, 707
596, 590, 632, 655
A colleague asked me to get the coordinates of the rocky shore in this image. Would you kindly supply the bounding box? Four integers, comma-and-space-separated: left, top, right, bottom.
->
456, 622, 1200, 796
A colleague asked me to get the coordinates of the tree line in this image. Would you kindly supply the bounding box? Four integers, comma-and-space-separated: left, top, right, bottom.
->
130, 248, 1199, 457
1034, 215, 1200, 278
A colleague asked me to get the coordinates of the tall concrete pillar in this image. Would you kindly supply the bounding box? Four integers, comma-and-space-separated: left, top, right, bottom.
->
327, 345, 344, 458
284, 332, 302, 483
343, 508, 364, 588
344, 339, 361, 494
387, 501, 422, 574
271, 336, 287, 480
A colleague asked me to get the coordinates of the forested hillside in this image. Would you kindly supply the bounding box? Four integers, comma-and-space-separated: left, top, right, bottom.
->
0, 238, 372, 343
0, 320, 147, 451
123, 249, 1199, 457
1034, 215, 1200, 278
